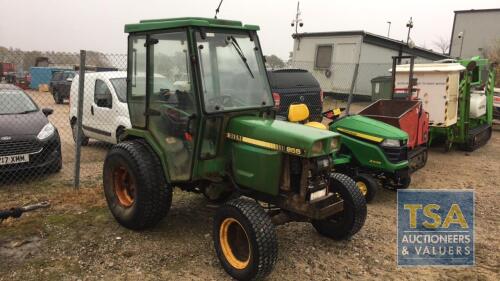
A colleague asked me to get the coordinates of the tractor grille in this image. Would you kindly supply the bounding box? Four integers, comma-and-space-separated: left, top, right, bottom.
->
382, 145, 408, 164
275, 87, 323, 122
0, 139, 42, 157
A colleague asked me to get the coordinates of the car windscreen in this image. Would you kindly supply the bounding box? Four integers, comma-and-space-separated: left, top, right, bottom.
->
0, 90, 38, 115
267, 70, 319, 89
110, 78, 127, 103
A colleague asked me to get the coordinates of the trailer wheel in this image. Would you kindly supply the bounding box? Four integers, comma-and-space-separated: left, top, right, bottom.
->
354, 173, 378, 203
312, 173, 367, 240
214, 199, 278, 280
103, 140, 172, 230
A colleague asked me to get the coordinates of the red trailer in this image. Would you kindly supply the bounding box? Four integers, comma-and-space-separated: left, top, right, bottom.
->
358, 99, 429, 172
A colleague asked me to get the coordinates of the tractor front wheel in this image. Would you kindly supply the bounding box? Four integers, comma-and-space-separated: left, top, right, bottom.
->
354, 173, 378, 203
312, 173, 367, 240
214, 199, 278, 280
103, 140, 172, 230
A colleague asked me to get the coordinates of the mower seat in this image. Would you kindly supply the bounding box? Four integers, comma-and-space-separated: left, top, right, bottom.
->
288, 104, 327, 130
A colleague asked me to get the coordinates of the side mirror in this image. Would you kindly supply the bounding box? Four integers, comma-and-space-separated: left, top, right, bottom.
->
42, 108, 54, 116
66, 78, 73, 82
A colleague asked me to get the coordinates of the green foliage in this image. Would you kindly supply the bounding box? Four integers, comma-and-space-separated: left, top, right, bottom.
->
265, 54, 285, 69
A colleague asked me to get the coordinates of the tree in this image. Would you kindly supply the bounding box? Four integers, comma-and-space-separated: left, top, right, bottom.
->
265, 54, 285, 69
433, 37, 450, 55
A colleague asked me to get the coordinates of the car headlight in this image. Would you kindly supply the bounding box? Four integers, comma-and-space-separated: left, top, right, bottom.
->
331, 137, 340, 151
381, 139, 400, 147
37, 123, 55, 140
311, 141, 324, 154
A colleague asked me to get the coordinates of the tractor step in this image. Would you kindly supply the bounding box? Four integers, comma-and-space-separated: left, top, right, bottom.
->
408, 146, 428, 173
463, 124, 492, 152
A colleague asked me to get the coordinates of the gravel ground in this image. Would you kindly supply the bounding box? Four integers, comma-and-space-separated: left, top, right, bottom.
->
0, 96, 499, 280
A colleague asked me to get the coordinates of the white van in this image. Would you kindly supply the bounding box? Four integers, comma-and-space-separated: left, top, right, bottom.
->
69, 71, 130, 145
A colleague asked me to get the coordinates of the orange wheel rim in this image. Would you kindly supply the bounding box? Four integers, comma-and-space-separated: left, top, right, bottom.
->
219, 218, 251, 270
113, 166, 135, 207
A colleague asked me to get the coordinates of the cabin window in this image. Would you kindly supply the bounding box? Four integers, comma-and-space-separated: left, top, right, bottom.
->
315, 45, 333, 69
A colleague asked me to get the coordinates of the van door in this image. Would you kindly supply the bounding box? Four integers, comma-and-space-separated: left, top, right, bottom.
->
84, 78, 115, 143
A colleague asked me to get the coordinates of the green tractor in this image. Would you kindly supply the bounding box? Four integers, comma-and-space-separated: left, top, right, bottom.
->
102, 17, 366, 280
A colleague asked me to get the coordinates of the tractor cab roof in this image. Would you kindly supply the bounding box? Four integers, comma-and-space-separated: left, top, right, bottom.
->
125, 17, 260, 33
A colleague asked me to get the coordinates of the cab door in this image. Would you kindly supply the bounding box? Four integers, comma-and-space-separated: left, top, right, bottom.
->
147, 31, 199, 182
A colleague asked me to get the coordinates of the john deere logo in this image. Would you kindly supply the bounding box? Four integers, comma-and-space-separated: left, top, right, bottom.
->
397, 190, 474, 266
0, 136, 12, 141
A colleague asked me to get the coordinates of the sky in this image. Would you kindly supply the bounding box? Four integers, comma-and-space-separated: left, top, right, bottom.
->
1, 0, 499, 59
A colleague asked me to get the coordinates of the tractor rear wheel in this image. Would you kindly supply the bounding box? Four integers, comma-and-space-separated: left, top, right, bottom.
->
312, 173, 367, 240
354, 173, 378, 203
103, 140, 172, 230
214, 199, 278, 280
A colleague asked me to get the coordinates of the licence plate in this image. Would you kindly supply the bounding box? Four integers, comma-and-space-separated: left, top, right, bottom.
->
0, 154, 29, 166
310, 188, 328, 201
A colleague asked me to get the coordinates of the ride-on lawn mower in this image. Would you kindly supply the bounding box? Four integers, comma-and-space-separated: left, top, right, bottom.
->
101, 17, 366, 280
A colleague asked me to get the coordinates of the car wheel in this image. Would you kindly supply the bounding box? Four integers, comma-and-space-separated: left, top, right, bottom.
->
214, 199, 278, 281
103, 140, 172, 230
311, 173, 367, 240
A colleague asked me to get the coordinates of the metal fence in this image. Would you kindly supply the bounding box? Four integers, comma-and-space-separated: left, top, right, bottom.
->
0, 49, 126, 188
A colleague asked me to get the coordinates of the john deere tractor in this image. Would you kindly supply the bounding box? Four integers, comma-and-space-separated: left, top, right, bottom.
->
102, 17, 366, 280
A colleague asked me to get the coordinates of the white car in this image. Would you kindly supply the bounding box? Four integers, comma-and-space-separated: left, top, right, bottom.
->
69, 71, 130, 145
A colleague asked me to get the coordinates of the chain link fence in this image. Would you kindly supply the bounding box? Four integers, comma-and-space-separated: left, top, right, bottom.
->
0, 48, 126, 188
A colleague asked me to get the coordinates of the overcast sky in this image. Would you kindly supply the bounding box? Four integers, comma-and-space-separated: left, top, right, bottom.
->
1, 0, 498, 59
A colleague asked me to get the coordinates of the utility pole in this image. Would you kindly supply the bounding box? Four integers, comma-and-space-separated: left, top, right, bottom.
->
387, 21, 391, 37
291, 1, 304, 50
406, 17, 414, 44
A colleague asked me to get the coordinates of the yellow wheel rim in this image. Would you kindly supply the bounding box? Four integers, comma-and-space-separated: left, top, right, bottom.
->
357, 181, 368, 196
219, 218, 251, 270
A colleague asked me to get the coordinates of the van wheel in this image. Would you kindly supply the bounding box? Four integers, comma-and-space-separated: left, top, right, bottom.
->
311, 173, 367, 240
71, 120, 89, 146
214, 199, 278, 280
354, 173, 378, 203
103, 140, 172, 230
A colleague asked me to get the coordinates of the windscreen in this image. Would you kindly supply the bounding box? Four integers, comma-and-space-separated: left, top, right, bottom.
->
196, 31, 273, 113
0, 90, 38, 115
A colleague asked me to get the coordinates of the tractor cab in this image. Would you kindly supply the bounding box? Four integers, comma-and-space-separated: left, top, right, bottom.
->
102, 17, 366, 281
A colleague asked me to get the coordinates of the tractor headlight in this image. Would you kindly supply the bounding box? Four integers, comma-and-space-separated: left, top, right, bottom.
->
330, 137, 340, 151
311, 141, 324, 154
381, 139, 400, 147
37, 123, 55, 140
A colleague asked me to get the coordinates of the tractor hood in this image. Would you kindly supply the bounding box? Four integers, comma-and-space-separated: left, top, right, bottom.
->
331, 115, 407, 142
226, 116, 338, 157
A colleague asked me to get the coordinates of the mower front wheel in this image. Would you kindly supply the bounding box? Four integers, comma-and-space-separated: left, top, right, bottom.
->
312, 173, 367, 240
103, 140, 172, 230
214, 199, 278, 281
354, 173, 378, 203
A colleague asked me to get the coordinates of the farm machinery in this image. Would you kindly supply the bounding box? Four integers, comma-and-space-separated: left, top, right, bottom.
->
394, 56, 497, 151
101, 17, 366, 280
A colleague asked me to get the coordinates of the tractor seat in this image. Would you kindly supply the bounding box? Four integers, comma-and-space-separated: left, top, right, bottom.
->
288, 104, 327, 130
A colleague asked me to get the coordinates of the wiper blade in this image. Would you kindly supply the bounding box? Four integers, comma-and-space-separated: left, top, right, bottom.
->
229, 36, 254, 79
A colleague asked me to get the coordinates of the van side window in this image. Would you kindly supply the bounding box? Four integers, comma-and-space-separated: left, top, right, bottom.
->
94, 79, 112, 108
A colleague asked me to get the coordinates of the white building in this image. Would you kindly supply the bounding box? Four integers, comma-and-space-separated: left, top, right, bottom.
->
291, 31, 447, 99
449, 9, 500, 59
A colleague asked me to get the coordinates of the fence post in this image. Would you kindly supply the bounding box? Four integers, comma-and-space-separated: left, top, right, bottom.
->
73, 50, 86, 189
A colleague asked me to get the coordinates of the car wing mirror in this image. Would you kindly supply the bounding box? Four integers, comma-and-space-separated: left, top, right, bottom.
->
66, 78, 73, 82
42, 108, 54, 116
